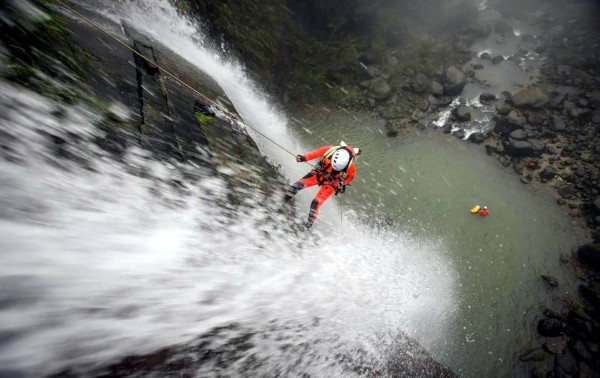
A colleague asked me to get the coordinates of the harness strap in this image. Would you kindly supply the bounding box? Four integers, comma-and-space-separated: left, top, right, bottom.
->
314, 145, 355, 186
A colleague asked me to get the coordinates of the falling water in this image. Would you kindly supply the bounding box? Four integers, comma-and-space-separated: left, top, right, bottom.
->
0, 1, 456, 376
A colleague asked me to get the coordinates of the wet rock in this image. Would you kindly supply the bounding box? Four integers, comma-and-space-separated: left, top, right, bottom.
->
569, 108, 592, 123
492, 55, 504, 65
579, 281, 600, 307
543, 309, 567, 322
512, 87, 549, 108
453, 129, 466, 139
537, 318, 564, 336
453, 106, 471, 122
444, 66, 466, 95
509, 129, 527, 140
541, 274, 559, 287
430, 81, 444, 97
417, 99, 429, 112
540, 167, 558, 181
550, 115, 567, 131
473, 63, 484, 70
468, 132, 486, 144
480, 92, 496, 103
528, 112, 545, 126
495, 111, 525, 134
495, 101, 511, 115
558, 185, 576, 199
554, 349, 578, 376
530, 367, 547, 378
563, 101, 576, 112
411, 73, 430, 94
543, 339, 568, 354
368, 77, 392, 101
385, 118, 412, 137
506, 139, 538, 157
519, 348, 549, 362
577, 243, 600, 271
572, 340, 592, 360
442, 124, 452, 134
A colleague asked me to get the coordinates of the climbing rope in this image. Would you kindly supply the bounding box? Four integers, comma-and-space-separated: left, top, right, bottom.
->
54, 0, 311, 166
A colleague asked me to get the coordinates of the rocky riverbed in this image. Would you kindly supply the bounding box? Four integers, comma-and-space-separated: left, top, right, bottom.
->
330, 1, 600, 375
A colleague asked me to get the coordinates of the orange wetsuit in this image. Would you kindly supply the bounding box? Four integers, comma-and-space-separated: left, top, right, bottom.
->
284, 145, 357, 227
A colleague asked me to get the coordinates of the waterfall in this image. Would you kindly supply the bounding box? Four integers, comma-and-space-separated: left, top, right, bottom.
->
0, 1, 456, 375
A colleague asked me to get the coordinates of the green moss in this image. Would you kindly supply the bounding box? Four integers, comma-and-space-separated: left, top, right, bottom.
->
4, 63, 37, 83
194, 111, 214, 128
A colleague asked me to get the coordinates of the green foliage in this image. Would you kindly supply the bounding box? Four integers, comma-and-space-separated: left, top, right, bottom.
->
194, 111, 214, 128
4, 63, 36, 83
183, 0, 297, 76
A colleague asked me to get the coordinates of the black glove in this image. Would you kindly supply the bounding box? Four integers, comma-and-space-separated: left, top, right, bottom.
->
335, 181, 345, 195
296, 155, 306, 162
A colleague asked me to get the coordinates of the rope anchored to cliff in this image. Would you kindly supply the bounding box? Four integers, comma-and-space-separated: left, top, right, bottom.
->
54, 0, 309, 166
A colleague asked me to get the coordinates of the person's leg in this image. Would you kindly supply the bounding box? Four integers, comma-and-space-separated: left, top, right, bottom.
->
284, 172, 317, 202
307, 184, 336, 227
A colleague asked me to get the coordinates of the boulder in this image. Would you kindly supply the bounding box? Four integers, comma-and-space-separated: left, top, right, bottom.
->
540, 167, 557, 180
577, 243, 600, 271
569, 108, 592, 123
506, 139, 539, 157
430, 81, 444, 97
480, 92, 496, 103
453, 106, 472, 122
368, 77, 392, 101
527, 112, 544, 126
495, 101, 511, 115
411, 73, 430, 94
537, 318, 563, 337
572, 340, 592, 361
509, 129, 527, 140
518, 348, 548, 362
454, 129, 466, 139
553, 349, 578, 377
492, 55, 504, 65
417, 99, 429, 112
512, 87, 549, 108
468, 132, 486, 144
550, 115, 567, 131
444, 66, 466, 95
558, 185, 576, 199
494, 110, 525, 134
385, 118, 410, 137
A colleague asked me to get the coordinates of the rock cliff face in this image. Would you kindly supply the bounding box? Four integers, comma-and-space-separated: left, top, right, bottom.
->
0, 0, 282, 202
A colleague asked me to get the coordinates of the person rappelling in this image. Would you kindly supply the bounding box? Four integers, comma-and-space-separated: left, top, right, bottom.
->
284, 141, 362, 229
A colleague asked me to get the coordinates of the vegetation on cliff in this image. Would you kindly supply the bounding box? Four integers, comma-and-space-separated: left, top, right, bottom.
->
176, 0, 475, 107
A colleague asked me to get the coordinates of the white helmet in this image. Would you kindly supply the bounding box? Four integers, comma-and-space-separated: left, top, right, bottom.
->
331, 148, 351, 171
